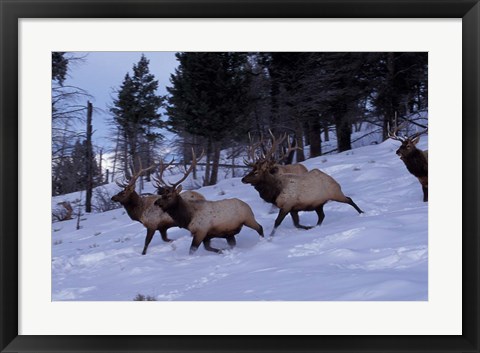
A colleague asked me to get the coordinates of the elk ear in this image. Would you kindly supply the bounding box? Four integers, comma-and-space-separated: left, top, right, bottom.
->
176, 185, 183, 194
269, 166, 279, 174
411, 136, 420, 145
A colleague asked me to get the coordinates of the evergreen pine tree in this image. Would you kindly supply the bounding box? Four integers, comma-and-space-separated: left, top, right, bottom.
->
52, 52, 68, 86
110, 54, 164, 178
167, 52, 252, 185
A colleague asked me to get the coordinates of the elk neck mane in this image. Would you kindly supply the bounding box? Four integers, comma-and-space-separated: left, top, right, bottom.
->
162, 195, 193, 229
123, 192, 144, 222
252, 173, 283, 205
403, 149, 428, 178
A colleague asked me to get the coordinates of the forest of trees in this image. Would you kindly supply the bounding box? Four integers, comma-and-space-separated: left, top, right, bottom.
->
165, 52, 427, 185
52, 51, 428, 196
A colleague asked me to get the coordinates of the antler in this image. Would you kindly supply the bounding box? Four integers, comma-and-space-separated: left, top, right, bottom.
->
118, 158, 156, 189
388, 120, 428, 142
115, 177, 130, 188
244, 132, 266, 166
409, 127, 428, 140
278, 137, 302, 163
152, 158, 175, 189
159, 149, 204, 190
264, 130, 287, 161
387, 120, 408, 142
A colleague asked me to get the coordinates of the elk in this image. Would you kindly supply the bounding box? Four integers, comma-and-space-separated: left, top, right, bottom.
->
154, 151, 264, 255
52, 201, 73, 222
111, 163, 204, 255
388, 123, 428, 202
242, 135, 363, 236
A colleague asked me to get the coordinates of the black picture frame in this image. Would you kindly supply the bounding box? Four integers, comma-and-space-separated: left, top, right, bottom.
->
1, 1, 478, 352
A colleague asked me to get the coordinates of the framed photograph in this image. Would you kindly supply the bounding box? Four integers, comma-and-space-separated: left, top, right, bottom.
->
1, 0, 478, 352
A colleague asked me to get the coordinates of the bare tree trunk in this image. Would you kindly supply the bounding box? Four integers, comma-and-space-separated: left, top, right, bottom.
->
76, 192, 83, 230
382, 52, 396, 141
209, 142, 221, 185
308, 120, 322, 158
335, 112, 352, 152
123, 131, 130, 179
111, 130, 120, 182
191, 135, 197, 180
85, 101, 93, 213
294, 119, 305, 162
203, 139, 212, 186
98, 148, 103, 184
145, 127, 152, 182
323, 121, 330, 142
231, 147, 236, 178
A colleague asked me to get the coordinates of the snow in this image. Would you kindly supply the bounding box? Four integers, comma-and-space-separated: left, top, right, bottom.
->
52, 135, 428, 301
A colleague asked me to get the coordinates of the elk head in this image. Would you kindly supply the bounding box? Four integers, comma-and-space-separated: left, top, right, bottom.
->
241, 158, 277, 185
242, 131, 299, 184
388, 122, 428, 161
153, 150, 203, 210
111, 162, 155, 203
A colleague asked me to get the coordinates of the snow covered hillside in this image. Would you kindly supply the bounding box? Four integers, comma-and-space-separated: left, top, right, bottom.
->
52, 137, 428, 301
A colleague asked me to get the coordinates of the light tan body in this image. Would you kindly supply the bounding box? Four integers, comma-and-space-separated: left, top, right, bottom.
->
277, 163, 308, 175
242, 164, 363, 236
186, 198, 261, 238
274, 169, 348, 212
155, 191, 264, 254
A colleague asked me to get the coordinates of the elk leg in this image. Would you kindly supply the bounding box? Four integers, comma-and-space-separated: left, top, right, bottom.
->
189, 235, 203, 255
203, 237, 223, 254
257, 224, 264, 237
159, 227, 172, 242
142, 228, 155, 255
226, 236, 237, 249
422, 186, 428, 202
290, 211, 313, 230
244, 219, 264, 237
345, 196, 364, 214
270, 209, 289, 236
315, 204, 326, 226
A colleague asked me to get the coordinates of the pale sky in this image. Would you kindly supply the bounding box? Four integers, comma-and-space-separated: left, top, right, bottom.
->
63, 51, 179, 152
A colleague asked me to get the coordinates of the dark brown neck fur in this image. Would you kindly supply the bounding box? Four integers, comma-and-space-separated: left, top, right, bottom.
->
121, 192, 144, 222
162, 196, 192, 229
252, 174, 283, 205
402, 149, 428, 178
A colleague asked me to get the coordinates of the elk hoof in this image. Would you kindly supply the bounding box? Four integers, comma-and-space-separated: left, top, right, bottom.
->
298, 225, 313, 230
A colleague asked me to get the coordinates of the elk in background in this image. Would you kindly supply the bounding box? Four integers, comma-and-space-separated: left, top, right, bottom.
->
242, 135, 363, 236
111, 162, 205, 255
154, 150, 264, 255
388, 122, 428, 202
52, 201, 73, 222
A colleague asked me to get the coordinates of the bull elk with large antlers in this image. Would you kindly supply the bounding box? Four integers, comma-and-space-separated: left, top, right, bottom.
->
388, 122, 428, 202
242, 133, 363, 236
111, 162, 205, 255
154, 150, 264, 255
